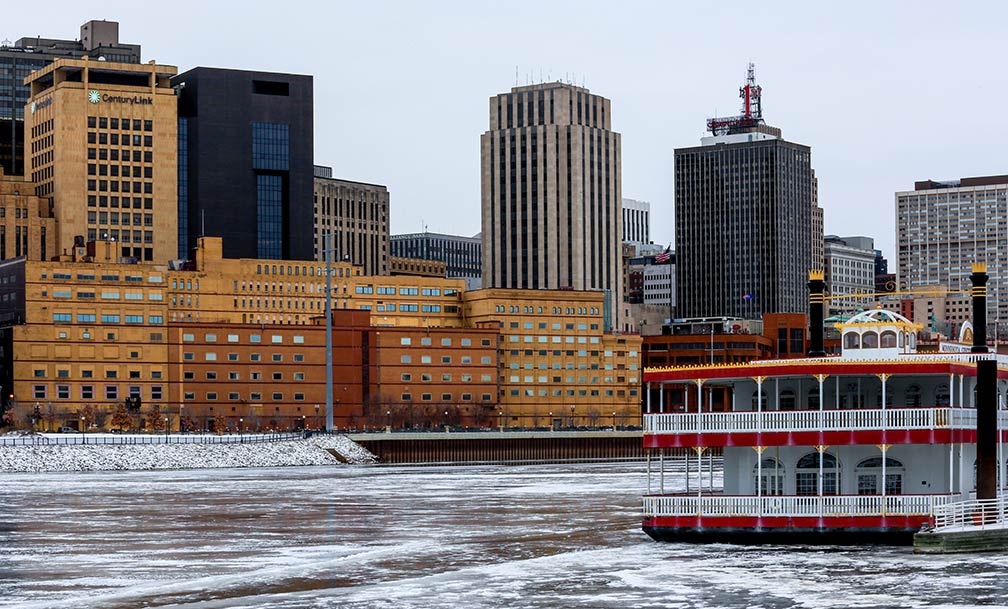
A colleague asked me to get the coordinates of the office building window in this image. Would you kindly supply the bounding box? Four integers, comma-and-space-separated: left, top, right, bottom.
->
256, 174, 283, 259
251, 122, 289, 171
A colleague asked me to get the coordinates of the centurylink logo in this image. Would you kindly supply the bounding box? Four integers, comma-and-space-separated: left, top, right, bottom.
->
87, 90, 101, 104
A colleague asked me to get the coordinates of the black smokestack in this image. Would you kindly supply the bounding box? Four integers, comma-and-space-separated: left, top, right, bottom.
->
976, 359, 998, 500
807, 270, 825, 357
971, 263, 989, 353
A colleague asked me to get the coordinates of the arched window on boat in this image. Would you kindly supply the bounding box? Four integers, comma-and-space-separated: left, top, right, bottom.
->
905, 385, 922, 407
807, 386, 820, 409
796, 452, 839, 496
908, 332, 917, 350
862, 331, 879, 348
779, 389, 796, 411
844, 332, 860, 349
880, 331, 897, 348
754, 458, 784, 496
935, 385, 950, 407
855, 456, 904, 495
898, 332, 905, 348
750, 389, 767, 411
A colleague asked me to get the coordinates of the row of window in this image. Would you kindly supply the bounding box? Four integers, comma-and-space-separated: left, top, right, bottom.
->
182, 353, 305, 363
87, 147, 153, 163
399, 337, 492, 347
33, 384, 160, 400
508, 335, 604, 345
506, 388, 636, 398
46, 272, 159, 283
508, 375, 637, 384
183, 391, 305, 402
401, 373, 493, 382
400, 393, 492, 402
53, 313, 163, 324
181, 333, 305, 344
182, 371, 305, 381
493, 305, 600, 315
399, 355, 493, 365
34, 369, 162, 380
87, 117, 153, 131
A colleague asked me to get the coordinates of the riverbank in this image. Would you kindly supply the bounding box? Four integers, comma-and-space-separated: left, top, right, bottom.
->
0, 434, 376, 472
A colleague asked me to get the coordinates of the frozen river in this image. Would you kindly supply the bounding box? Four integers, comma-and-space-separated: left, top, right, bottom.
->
1, 462, 1007, 608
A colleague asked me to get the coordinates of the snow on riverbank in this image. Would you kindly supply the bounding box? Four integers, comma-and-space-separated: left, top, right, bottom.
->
0, 435, 376, 472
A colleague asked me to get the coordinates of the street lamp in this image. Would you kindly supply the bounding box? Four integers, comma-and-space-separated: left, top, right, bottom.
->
444, 410, 449, 430
386, 409, 391, 431
239, 417, 244, 437
164, 417, 169, 440
180, 403, 185, 434
315, 404, 320, 431
612, 411, 617, 431
499, 410, 503, 431
549, 411, 553, 431
570, 404, 575, 429
79, 415, 85, 443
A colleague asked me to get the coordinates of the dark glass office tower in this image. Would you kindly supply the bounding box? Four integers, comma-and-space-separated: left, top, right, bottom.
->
675, 66, 817, 319
172, 68, 313, 260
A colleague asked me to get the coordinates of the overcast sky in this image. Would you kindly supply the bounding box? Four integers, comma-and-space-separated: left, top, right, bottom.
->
8, 1, 1007, 260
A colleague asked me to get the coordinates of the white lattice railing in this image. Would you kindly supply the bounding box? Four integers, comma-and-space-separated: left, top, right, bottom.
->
932, 496, 1008, 531
643, 493, 955, 518
643, 408, 1006, 435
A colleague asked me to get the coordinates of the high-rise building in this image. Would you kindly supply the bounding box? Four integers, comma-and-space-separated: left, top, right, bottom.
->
24, 57, 178, 263
0, 171, 56, 261
675, 65, 816, 319
313, 166, 389, 275
480, 82, 623, 329
896, 175, 1008, 325
391, 231, 481, 288
823, 235, 876, 315
622, 198, 650, 246
0, 20, 141, 176
811, 170, 824, 271
173, 68, 313, 261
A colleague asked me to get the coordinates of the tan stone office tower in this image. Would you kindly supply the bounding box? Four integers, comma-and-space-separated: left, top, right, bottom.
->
24, 57, 178, 262
480, 82, 623, 330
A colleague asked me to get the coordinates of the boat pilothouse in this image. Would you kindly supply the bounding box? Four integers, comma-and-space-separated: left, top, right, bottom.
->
642, 265, 1008, 544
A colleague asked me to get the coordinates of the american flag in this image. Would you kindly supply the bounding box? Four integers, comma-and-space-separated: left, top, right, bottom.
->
654, 247, 672, 264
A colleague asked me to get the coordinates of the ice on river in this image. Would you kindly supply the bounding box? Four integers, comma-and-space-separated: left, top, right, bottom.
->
1, 462, 1007, 609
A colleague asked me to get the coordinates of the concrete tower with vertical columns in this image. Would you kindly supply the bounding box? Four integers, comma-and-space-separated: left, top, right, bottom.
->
480, 82, 623, 329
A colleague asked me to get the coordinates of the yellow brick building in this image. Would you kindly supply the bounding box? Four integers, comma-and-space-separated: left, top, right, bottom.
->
0, 237, 642, 430
24, 57, 178, 263
463, 289, 642, 427
0, 171, 57, 261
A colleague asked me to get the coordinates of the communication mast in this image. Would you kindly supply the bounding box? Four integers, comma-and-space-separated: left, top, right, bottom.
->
706, 63, 767, 136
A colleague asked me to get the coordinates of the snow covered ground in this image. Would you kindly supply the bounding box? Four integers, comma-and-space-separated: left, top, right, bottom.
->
0, 434, 375, 472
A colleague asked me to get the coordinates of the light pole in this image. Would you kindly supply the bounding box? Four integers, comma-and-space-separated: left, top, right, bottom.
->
180, 403, 185, 434
612, 411, 617, 431
239, 417, 244, 437
499, 410, 504, 432
549, 411, 553, 431
324, 232, 334, 432
79, 415, 85, 442
164, 417, 169, 440
315, 404, 320, 431
570, 404, 575, 429
386, 409, 391, 432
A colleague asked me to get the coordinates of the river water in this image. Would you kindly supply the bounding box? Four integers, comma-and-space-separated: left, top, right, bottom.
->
1, 462, 1006, 608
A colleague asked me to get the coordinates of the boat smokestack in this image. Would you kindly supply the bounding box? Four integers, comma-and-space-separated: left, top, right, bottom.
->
971, 262, 989, 353
976, 359, 998, 500
807, 269, 825, 357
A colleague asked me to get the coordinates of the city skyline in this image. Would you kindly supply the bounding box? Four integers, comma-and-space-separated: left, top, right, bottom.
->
5, 2, 1005, 260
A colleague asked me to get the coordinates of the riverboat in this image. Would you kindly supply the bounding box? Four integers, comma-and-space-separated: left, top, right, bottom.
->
641, 265, 1008, 544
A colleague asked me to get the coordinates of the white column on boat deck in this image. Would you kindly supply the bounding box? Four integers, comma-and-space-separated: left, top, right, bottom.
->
659, 382, 664, 414
646, 382, 651, 414
817, 374, 827, 509
836, 375, 840, 409
696, 446, 703, 497
999, 393, 1004, 498
646, 451, 651, 494
959, 374, 965, 497
949, 374, 955, 494
881, 444, 888, 500
709, 449, 714, 492
775, 377, 779, 410
756, 446, 764, 499
659, 449, 664, 494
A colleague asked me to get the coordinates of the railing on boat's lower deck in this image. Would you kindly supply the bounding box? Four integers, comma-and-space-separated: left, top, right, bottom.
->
643, 407, 1007, 435
931, 496, 1008, 532
643, 493, 957, 518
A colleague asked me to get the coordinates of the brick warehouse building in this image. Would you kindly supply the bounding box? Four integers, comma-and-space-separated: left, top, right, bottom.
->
0, 238, 638, 431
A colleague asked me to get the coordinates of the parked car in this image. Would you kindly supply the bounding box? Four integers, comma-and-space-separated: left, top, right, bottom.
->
57, 426, 77, 433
